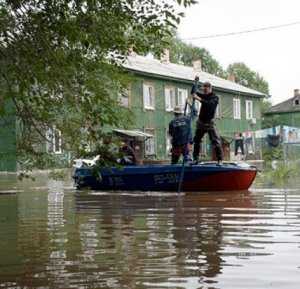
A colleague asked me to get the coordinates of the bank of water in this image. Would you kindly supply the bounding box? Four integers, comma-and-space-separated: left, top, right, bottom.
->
0, 171, 300, 289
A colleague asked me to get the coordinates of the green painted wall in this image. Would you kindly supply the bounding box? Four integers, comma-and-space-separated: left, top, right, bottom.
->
0, 100, 17, 172
0, 73, 263, 170
127, 74, 262, 159
264, 111, 300, 128
215, 90, 261, 136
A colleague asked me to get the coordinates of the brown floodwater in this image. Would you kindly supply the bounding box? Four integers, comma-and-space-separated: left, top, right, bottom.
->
0, 171, 300, 289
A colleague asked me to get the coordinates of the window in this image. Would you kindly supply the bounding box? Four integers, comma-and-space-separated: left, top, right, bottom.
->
295, 99, 300, 106
165, 86, 176, 111
118, 86, 131, 108
246, 100, 253, 120
233, 98, 241, 119
145, 129, 155, 156
46, 126, 62, 154
177, 88, 188, 111
185, 97, 201, 115
143, 83, 155, 110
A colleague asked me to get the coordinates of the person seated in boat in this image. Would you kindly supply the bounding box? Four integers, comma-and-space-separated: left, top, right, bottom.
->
118, 141, 137, 166
168, 106, 192, 164
192, 81, 223, 165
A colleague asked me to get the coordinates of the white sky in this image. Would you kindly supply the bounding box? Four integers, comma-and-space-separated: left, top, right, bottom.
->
177, 0, 300, 105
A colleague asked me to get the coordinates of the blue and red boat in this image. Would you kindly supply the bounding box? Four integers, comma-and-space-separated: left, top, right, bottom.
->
73, 162, 257, 191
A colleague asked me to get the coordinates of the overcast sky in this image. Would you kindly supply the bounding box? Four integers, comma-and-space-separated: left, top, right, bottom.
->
177, 0, 300, 105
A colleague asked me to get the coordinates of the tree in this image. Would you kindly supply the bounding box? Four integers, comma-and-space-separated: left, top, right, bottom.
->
0, 0, 195, 169
169, 36, 226, 77
168, 38, 269, 95
227, 62, 269, 95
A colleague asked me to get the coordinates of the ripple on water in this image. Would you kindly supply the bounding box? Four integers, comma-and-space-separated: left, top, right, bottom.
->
0, 175, 300, 288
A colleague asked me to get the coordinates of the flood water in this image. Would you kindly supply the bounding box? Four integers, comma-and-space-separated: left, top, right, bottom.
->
1, 172, 300, 289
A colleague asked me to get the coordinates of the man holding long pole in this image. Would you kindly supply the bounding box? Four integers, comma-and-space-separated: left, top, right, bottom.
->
192, 81, 223, 165
168, 106, 192, 164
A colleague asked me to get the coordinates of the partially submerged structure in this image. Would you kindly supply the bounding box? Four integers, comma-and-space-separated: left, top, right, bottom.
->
119, 51, 264, 162
0, 51, 265, 171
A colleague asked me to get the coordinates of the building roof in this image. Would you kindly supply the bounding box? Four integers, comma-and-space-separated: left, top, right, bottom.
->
124, 55, 265, 97
267, 96, 300, 114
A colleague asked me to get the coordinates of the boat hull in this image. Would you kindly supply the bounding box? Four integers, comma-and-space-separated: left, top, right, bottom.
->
73, 163, 257, 192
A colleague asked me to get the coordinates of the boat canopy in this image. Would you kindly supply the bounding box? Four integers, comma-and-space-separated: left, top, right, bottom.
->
113, 129, 153, 141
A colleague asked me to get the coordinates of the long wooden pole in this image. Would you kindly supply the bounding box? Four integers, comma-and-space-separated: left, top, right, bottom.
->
177, 77, 199, 193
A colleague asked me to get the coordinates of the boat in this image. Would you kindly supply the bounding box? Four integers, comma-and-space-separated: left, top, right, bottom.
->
73, 162, 257, 192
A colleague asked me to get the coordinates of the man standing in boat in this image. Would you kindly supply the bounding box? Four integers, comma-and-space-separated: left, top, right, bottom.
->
168, 106, 192, 164
192, 81, 223, 165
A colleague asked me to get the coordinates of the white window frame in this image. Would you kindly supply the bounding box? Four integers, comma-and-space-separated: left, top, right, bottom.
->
144, 129, 156, 156
186, 96, 201, 114
233, 98, 241, 119
46, 126, 62, 154
165, 86, 176, 112
118, 85, 131, 108
177, 88, 188, 111
246, 100, 253, 120
143, 82, 155, 110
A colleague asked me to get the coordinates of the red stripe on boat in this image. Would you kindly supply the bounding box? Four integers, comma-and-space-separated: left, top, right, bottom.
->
183, 170, 257, 191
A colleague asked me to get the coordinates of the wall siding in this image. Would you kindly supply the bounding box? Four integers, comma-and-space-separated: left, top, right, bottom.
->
0, 73, 263, 170
127, 75, 262, 159
265, 111, 300, 128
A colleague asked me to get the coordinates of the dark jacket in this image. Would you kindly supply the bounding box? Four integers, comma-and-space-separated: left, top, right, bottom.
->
169, 115, 192, 146
196, 92, 219, 123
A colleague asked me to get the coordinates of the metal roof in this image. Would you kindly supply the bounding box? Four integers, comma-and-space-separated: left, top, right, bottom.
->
113, 129, 153, 140
266, 96, 300, 114
123, 55, 265, 97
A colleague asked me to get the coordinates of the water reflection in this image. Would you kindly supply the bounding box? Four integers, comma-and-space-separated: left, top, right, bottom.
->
74, 191, 257, 288
1, 173, 300, 289
0, 193, 19, 284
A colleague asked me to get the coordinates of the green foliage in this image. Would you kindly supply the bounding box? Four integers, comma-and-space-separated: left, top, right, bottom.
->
48, 170, 66, 181
227, 63, 269, 95
167, 37, 270, 96
262, 113, 284, 129
18, 151, 70, 170
0, 0, 195, 170
262, 161, 299, 186
168, 36, 226, 77
261, 99, 278, 129
262, 146, 283, 162
261, 99, 272, 115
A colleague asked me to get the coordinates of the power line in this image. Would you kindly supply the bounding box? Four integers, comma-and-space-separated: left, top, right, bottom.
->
182, 20, 300, 40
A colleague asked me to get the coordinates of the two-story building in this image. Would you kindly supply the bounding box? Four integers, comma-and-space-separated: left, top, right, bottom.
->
0, 51, 265, 172
118, 51, 264, 161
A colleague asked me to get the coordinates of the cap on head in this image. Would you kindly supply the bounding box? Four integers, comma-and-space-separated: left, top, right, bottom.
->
173, 106, 183, 115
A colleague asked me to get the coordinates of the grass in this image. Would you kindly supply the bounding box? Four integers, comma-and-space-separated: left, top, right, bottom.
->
259, 161, 299, 186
